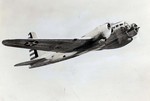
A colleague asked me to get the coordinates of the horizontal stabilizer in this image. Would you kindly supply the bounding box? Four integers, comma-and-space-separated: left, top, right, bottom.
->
14, 58, 46, 67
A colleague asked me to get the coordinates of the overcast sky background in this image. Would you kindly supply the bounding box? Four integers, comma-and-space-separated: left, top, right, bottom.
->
0, 0, 150, 101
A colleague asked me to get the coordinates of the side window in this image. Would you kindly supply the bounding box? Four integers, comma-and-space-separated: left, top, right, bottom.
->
120, 23, 123, 26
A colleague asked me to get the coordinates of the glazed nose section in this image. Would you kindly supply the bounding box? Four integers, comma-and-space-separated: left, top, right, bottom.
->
131, 23, 140, 32
127, 23, 140, 37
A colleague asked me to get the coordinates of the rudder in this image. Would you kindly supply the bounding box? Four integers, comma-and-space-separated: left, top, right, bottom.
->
28, 32, 47, 60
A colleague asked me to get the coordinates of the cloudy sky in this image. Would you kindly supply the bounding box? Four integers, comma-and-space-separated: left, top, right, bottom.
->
0, 0, 150, 101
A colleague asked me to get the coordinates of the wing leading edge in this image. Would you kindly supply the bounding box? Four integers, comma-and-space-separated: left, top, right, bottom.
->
2, 39, 91, 53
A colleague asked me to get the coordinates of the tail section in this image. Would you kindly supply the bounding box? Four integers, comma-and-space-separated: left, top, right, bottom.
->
28, 32, 38, 39
12, 32, 51, 68
14, 58, 46, 67
14, 58, 49, 69
28, 32, 47, 60
28, 32, 38, 60
14, 32, 49, 68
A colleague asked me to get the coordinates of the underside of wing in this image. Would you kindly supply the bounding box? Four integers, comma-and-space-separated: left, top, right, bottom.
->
2, 39, 91, 52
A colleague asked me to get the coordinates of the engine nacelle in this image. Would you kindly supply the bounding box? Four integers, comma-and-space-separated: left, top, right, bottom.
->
83, 23, 111, 40
100, 23, 111, 39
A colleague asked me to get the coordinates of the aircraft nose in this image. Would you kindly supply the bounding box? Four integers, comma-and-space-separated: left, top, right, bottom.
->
131, 23, 140, 32
126, 23, 139, 38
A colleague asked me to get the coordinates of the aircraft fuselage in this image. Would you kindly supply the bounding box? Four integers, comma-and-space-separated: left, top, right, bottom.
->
2, 21, 139, 68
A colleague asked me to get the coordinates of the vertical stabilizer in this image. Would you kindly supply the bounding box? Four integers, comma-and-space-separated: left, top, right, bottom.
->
28, 32, 48, 60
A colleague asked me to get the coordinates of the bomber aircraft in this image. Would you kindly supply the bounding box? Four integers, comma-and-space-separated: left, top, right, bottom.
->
2, 21, 139, 68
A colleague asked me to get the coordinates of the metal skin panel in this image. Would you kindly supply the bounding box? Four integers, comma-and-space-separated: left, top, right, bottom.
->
2, 39, 90, 52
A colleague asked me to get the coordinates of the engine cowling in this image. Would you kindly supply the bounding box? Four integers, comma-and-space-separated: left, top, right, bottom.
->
82, 23, 112, 40
102, 23, 111, 39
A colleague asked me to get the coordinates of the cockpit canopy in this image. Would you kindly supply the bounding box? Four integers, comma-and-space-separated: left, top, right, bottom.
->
111, 21, 139, 34
111, 21, 130, 32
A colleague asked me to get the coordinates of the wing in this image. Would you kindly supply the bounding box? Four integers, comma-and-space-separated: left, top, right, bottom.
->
2, 39, 91, 52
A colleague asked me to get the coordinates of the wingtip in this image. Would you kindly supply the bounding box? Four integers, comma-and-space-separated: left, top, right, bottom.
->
2, 39, 13, 46
14, 63, 22, 67
2, 40, 7, 46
